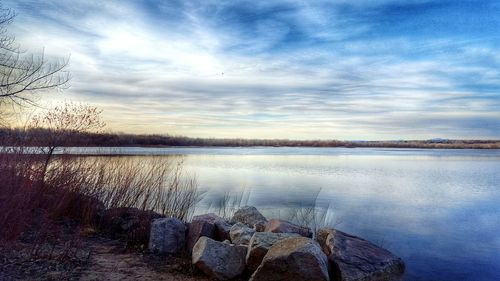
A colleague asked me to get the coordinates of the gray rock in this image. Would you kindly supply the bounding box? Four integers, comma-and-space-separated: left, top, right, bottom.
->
192, 237, 247, 280
264, 218, 313, 238
149, 217, 186, 255
230, 222, 256, 245
188, 213, 232, 248
214, 217, 233, 241
316, 228, 405, 281
187, 218, 216, 252
250, 237, 330, 281
246, 232, 301, 272
230, 206, 267, 227
193, 213, 221, 223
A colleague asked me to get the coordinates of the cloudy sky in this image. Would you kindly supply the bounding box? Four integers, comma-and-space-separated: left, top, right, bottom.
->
5, 0, 500, 139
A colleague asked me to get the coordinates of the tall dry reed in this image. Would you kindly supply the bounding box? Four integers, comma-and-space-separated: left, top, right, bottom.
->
0, 147, 200, 251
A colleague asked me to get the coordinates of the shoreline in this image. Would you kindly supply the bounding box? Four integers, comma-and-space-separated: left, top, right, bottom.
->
2, 129, 499, 149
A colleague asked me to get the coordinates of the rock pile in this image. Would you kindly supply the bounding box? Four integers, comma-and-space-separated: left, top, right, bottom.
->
146, 206, 405, 281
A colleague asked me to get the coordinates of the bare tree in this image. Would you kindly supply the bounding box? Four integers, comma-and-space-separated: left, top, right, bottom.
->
0, 4, 69, 107
29, 102, 105, 185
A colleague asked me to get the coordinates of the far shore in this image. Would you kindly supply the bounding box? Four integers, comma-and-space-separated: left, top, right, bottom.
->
1, 128, 499, 149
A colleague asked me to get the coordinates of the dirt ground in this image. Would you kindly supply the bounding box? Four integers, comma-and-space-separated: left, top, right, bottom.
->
79, 237, 209, 281
1, 235, 211, 281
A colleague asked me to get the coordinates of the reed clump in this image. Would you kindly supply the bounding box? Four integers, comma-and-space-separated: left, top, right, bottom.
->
0, 104, 200, 253
0, 149, 200, 251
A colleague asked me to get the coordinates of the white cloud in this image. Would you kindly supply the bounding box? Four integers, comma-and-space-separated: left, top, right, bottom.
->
4, 0, 500, 139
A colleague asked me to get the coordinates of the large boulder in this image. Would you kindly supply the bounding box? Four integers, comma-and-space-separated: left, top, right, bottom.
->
230, 206, 267, 227
246, 232, 301, 272
316, 228, 405, 281
100, 207, 164, 245
230, 222, 256, 245
192, 236, 247, 280
149, 217, 186, 255
264, 219, 313, 238
250, 237, 330, 281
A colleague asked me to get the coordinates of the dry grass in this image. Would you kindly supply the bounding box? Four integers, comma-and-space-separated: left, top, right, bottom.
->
0, 146, 200, 253
279, 189, 342, 233
207, 186, 249, 220
44, 155, 200, 220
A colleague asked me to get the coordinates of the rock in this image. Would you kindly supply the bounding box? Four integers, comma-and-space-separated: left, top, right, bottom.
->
316, 228, 334, 256
316, 228, 405, 281
45, 271, 64, 281
264, 219, 313, 238
187, 213, 232, 251
250, 237, 330, 281
230, 206, 267, 227
192, 237, 247, 280
246, 232, 301, 272
100, 207, 164, 245
149, 217, 186, 254
192, 213, 221, 223
253, 221, 266, 232
187, 219, 215, 252
230, 222, 256, 245
215, 219, 233, 241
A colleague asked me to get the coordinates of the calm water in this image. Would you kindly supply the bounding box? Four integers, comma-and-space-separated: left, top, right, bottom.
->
67, 147, 500, 281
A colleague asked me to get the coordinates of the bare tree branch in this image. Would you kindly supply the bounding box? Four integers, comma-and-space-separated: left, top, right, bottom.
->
0, 3, 70, 108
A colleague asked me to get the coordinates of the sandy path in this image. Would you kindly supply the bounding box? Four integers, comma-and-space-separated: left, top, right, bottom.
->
79, 238, 207, 281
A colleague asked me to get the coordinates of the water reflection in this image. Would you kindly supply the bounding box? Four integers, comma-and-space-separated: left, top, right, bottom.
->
177, 150, 500, 281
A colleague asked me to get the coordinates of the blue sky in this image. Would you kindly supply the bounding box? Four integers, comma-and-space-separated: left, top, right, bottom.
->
5, 0, 500, 139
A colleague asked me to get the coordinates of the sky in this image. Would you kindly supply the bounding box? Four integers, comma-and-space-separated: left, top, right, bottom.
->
4, 0, 500, 140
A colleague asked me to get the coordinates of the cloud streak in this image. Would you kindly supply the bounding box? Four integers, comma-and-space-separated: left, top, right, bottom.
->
5, 0, 500, 139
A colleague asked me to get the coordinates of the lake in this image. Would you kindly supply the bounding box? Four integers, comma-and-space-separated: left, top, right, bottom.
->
65, 147, 500, 281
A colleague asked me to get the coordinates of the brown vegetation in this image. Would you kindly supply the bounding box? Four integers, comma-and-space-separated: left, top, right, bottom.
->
1, 128, 498, 149
0, 104, 200, 257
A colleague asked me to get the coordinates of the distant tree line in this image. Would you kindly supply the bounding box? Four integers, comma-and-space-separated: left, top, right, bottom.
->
1, 127, 499, 149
